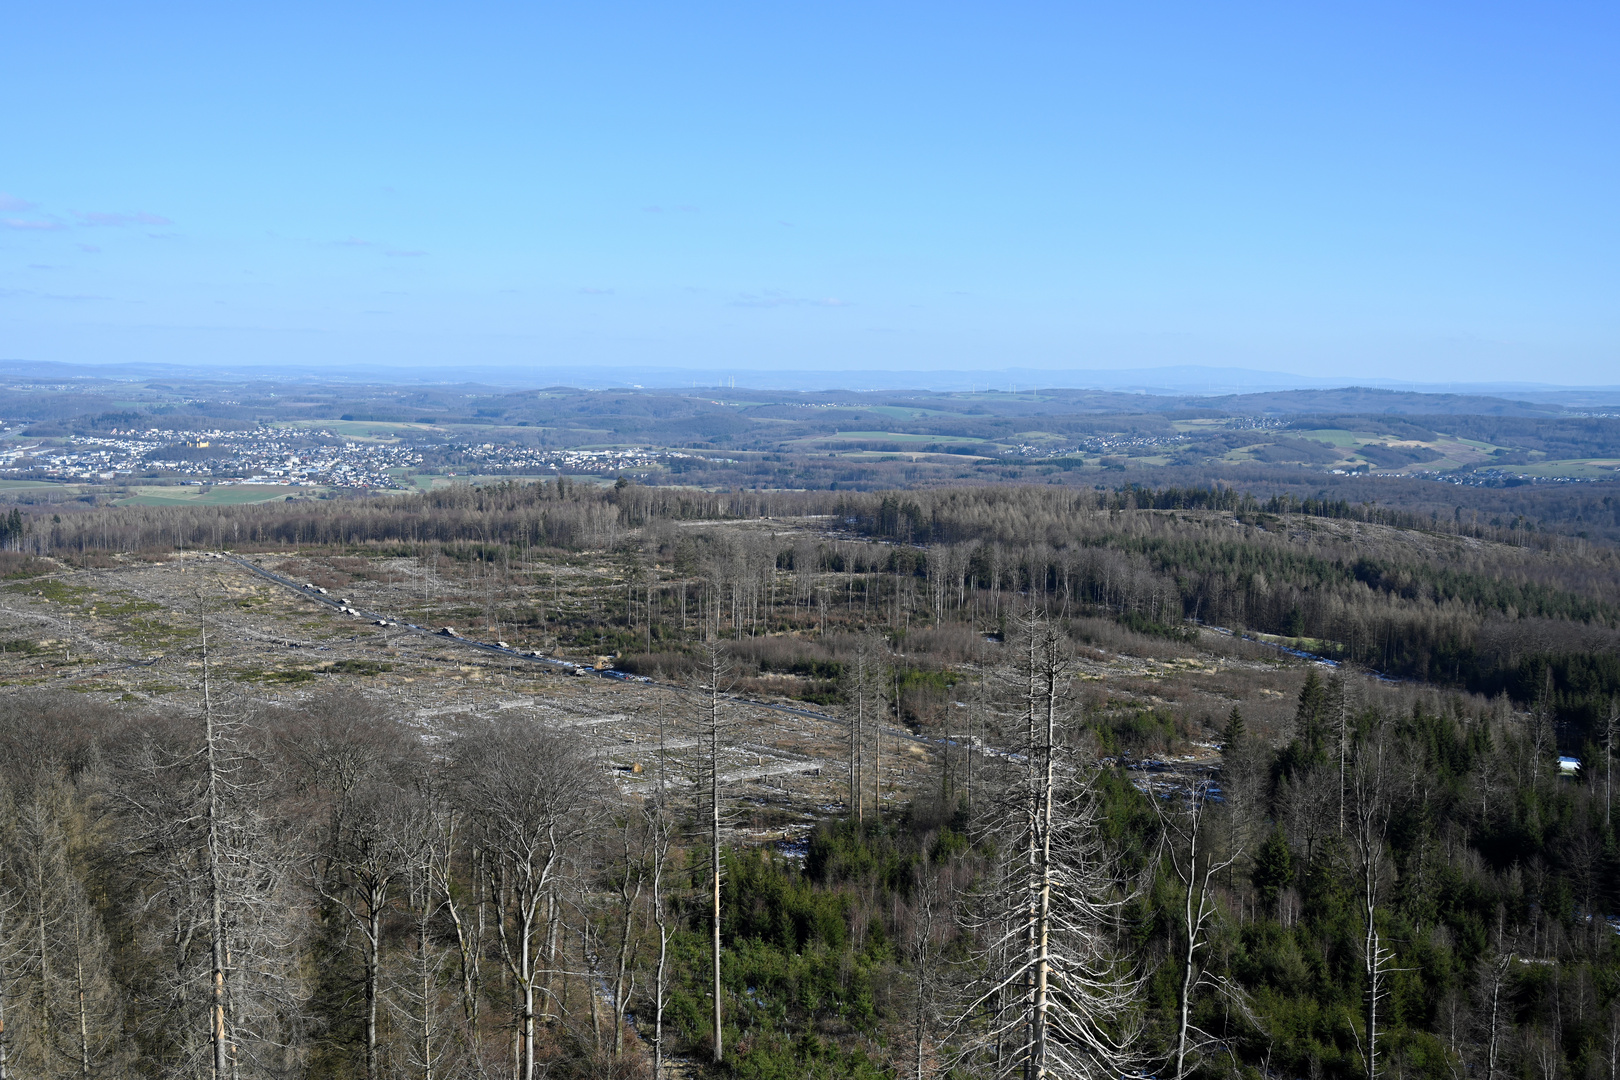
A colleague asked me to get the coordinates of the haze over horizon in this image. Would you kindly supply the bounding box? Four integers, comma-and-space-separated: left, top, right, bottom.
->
3, 2, 1616, 384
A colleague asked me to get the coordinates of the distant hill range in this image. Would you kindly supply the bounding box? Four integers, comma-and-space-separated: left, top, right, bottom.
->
4, 359, 1618, 417
1182, 387, 1572, 417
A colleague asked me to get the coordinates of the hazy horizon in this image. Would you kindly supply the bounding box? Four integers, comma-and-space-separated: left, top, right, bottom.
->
9, 358, 1620, 402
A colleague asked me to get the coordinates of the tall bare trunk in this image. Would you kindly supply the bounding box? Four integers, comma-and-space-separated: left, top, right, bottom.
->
201, 611, 232, 1080
1023, 608, 1041, 1077
74, 919, 90, 1079
1174, 827, 1199, 1080
0, 900, 9, 1080
653, 845, 669, 1080
366, 906, 381, 1080
710, 670, 724, 1065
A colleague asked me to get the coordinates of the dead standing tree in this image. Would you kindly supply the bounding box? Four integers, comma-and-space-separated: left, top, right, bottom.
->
693, 639, 735, 1066
1351, 715, 1397, 1080
117, 599, 306, 1080
954, 609, 1144, 1080
7, 778, 74, 1077
642, 682, 679, 1080
116, 596, 304, 1080
0, 773, 120, 1079
0, 785, 15, 1080
842, 634, 889, 824
898, 854, 964, 1080
1154, 780, 1255, 1080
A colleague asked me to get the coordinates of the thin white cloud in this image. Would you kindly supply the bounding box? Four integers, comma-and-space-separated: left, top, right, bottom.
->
2, 217, 63, 231
0, 193, 36, 212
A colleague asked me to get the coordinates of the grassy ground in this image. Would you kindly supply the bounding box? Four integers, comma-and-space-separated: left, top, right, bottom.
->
1511, 458, 1620, 478
0, 479, 87, 491
115, 484, 326, 506
789, 430, 991, 445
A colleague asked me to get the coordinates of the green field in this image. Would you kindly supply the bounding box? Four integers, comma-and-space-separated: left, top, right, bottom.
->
270, 419, 442, 440
860, 405, 958, 419
1291, 428, 1368, 447
1508, 458, 1620, 479
794, 430, 990, 445
0, 479, 84, 491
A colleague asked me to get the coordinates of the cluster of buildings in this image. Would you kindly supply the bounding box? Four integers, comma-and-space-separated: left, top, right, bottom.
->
453, 442, 667, 474
0, 426, 680, 490
0, 428, 422, 489
1427, 469, 1607, 487
1071, 433, 1190, 456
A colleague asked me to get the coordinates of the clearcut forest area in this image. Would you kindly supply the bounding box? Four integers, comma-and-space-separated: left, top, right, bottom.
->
3, 376, 1620, 1080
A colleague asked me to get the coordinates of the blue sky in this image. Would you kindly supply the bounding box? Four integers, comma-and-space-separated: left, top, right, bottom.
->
2, 2, 1616, 384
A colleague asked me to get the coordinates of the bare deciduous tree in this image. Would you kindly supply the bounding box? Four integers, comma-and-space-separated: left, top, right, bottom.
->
1154, 780, 1254, 1080
457, 718, 601, 1080
382, 782, 462, 1080
289, 697, 418, 1080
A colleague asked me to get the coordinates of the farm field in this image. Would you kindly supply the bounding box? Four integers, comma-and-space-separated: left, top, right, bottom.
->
114, 483, 325, 506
